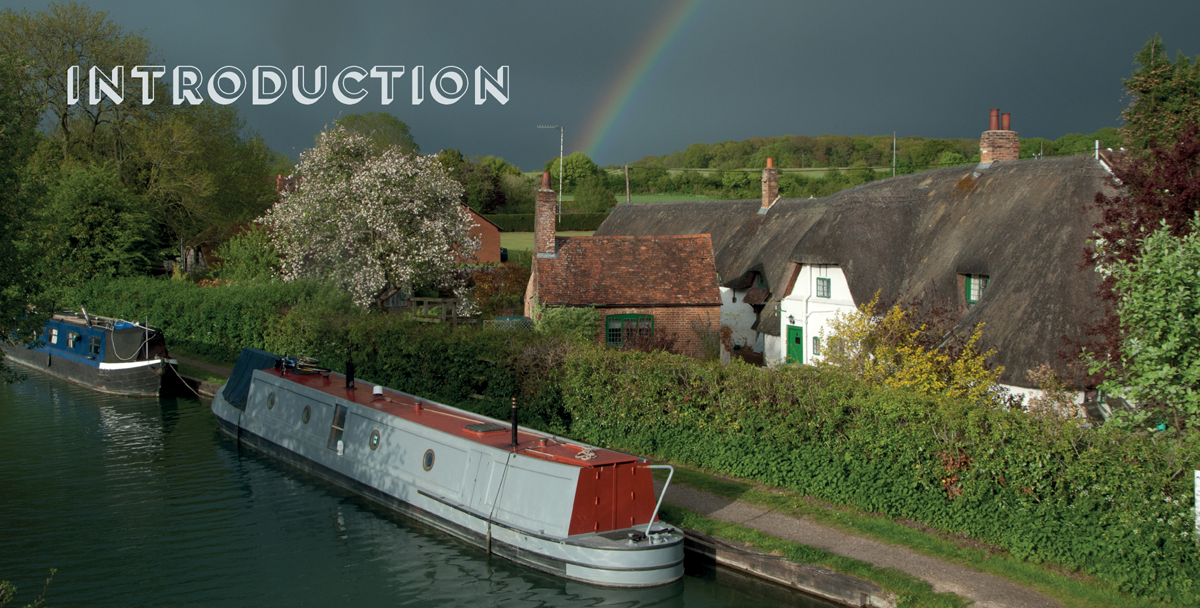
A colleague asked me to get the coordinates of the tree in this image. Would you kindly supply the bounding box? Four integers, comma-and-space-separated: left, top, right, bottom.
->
0, 1, 159, 162
544, 151, 599, 192
261, 126, 476, 309
1092, 220, 1200, 428
215, 226, 279, 284
333, 112, 419, 154
572, 175, 616, 212
820, 293, 1002, 404
1121, 34, 1200, 151
0, 53, 46, 383
36, 164, 157, 293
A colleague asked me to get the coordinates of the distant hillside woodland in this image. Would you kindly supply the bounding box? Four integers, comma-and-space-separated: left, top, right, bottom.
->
591, 128, 1123, 200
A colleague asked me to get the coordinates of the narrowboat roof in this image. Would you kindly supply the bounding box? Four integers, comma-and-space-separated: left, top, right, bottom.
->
268, 368, 638, 468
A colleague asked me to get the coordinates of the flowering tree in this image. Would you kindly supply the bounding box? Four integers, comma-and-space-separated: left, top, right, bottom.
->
261, 126, 477, 308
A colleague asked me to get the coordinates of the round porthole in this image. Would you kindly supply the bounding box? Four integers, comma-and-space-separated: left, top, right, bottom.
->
369, 430, 381, 451
267, 392, 276, 409
301, 405, 311, 424
422, 449, 435, 471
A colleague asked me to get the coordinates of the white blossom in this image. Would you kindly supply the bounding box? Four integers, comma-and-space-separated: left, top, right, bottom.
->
261, 127, 477, 308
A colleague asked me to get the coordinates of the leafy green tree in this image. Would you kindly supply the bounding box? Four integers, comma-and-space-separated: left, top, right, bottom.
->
333, 112, 419, 154
498, 173, 535, 214
126, 104, 280, 250
544, 151, 599, 192
1121, 34, 1200, 151
0, 53, 46, 383
215, 226, 279, 284
572, 175, 616, 212
934, 150, 969, 167
1092, 220, 1200, 428
0, 1, 159, 162
683, 143, 713, 169
37, 164, 157, 295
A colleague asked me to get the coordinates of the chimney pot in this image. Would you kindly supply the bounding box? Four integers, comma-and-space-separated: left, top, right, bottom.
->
541, 171, 551, 189
989, 108, 1000, 131
767, 157, 774, 169
1001, 113, 1011, 131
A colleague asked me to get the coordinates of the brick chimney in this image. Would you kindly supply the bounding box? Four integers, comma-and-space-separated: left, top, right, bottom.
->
761, 157, 779, 211
535, 171, 557, 258
980, 108, 1019, 163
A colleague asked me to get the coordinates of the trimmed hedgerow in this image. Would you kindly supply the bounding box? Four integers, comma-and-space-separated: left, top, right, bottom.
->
560, 347, 1200, 605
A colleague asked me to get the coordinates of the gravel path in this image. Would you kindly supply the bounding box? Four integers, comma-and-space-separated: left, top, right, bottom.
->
661, 483, 1062, 608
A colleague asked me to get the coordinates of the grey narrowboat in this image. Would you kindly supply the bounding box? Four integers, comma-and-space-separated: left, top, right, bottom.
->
211, 348, 684, 588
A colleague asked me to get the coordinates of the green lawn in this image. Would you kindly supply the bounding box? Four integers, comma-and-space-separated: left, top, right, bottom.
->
500, 231, 593, 253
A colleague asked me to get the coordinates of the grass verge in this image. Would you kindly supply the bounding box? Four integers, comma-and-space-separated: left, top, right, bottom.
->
660, 504, 966, 608
174, 361, 228, 385
662, 465, 1167, 608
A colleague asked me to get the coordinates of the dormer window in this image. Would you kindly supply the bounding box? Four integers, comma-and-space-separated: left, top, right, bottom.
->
965, 274, 989, 309
816, 277, 831, 298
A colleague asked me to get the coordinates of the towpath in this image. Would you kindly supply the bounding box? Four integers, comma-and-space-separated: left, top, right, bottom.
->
659, 482, 1061, 608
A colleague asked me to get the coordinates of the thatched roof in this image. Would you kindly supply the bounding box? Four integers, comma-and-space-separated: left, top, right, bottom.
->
595, 156, 1117, 387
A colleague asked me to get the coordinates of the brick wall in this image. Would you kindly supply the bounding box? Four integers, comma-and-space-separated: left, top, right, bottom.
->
466, 208, 501, 264
761, 159, 779, 209
535, 172, 557, 258
594, 305, 723, 359
980, 130, 1019, 163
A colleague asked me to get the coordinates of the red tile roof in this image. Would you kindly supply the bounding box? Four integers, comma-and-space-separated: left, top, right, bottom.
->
536, 235, 721, 307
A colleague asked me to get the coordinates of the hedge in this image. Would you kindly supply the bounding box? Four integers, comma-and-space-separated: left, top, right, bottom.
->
484, 212, 610, 232
560, 348, 1200, 605
71, 276, 1200, 604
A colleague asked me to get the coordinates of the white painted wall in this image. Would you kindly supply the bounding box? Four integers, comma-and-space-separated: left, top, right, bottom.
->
719, 287, 758, 351
779, 264, 857, 365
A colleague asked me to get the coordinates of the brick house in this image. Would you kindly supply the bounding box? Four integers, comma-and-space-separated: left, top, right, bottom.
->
464, 207, 502, 264
523, 173, 723, 358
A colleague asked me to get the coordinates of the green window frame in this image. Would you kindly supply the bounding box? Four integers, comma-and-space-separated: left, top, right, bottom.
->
606, 314, 653, 346
965, 274, 989, 309
816, 277, 831, 298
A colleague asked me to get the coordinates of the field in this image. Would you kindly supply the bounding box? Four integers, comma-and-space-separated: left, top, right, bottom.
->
500, 231, 593, 253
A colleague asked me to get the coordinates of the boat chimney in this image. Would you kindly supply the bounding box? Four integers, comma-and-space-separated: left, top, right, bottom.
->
345, 355, 356, 390
511, 397, 519, 447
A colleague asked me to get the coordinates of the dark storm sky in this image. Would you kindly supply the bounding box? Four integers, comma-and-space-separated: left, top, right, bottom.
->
5, 0, 1199, 170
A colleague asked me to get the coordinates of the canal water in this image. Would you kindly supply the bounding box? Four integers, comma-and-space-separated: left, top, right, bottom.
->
0, 370, 835, 607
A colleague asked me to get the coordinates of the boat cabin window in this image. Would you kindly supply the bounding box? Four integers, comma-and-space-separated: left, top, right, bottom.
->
89, 336, 102, 356
50, 328, 58, 345
67, 332, 80, 349
328, 405, 348, 451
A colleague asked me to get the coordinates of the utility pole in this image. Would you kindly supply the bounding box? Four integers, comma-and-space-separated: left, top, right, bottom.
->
624, 164, 630, 204
537, 125, 564, 219
893, 132, 896, 177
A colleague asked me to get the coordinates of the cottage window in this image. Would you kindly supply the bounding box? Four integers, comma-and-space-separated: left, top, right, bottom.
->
812, 336, 821, 357
816, 277, 831, 298
606, 314, 653, 347
965, 274, 989, 309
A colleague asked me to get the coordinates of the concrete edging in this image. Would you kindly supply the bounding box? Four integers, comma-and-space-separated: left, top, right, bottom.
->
684, 529, 896, 608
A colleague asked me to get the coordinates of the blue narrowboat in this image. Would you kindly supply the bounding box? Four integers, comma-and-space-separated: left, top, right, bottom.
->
1, 311, 176, 397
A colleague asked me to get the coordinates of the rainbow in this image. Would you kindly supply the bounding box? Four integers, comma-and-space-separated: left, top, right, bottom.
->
578, 0, 706, 163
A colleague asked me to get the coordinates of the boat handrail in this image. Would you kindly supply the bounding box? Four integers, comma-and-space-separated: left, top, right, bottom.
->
645, 465, 673, 537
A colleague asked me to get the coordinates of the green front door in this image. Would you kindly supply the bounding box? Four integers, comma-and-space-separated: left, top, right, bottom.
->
786, 325, 803, 363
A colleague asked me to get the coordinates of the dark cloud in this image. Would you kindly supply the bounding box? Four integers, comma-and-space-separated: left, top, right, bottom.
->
4, 0, 1198, 170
